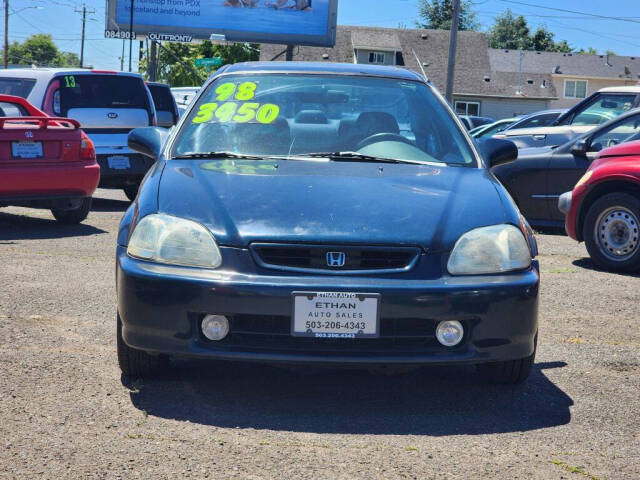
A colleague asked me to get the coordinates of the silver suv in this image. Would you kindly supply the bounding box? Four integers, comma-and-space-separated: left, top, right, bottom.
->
0, 69, 157, 201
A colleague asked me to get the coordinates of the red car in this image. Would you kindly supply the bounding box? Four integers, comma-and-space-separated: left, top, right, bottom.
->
0, 95, 100, 223
559, 140, 640, 271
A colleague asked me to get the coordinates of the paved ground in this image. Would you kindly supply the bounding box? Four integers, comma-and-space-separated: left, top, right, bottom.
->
1, 189, 639, 479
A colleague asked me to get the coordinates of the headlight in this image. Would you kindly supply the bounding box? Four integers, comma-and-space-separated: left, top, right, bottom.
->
447, 224, 531, 275
127, 214, 222, 268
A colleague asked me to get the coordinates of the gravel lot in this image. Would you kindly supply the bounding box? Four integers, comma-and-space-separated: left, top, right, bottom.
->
1, 188, 639, 479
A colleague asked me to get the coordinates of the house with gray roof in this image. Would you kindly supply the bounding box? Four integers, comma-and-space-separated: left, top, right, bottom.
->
260, 25, 640, 120
260, 26, 558, 120
489, 49, 640, 109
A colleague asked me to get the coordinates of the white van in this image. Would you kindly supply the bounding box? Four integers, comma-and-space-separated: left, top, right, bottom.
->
0, 69, 157, 200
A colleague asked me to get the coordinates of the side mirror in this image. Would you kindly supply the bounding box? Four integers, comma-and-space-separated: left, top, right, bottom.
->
128, 127, 169, 160
479, 138, 518, 168
571, 138, 588, 156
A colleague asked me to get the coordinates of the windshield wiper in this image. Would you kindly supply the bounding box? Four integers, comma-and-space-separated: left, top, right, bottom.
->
299, 152, 433, 165
172, 151, 267, 160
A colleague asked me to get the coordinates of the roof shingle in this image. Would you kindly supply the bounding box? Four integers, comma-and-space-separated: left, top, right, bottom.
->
259, 26, 556, 99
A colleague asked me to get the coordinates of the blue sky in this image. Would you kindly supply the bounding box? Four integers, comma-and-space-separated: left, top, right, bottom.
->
5, 0, 640, 71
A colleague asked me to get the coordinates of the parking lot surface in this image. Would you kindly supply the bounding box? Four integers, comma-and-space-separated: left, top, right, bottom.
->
1, 189, 639, 479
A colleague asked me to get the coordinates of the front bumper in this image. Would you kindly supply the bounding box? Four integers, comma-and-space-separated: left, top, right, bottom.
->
117, 247, 540, 366
560, 190, 581, 240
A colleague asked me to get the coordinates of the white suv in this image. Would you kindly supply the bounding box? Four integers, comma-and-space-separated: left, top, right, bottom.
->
0, 69, 157, 200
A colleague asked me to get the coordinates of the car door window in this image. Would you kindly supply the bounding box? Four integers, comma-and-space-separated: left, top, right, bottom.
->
572, 94, 636, 126
588, 115, 640, 152
0, 101, 28, 117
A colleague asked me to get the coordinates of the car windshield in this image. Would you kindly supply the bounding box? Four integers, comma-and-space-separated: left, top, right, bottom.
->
148, 84, 175, 112
173, 74, 476, 166
572, 94, 636, 126
50, 74, 151, 117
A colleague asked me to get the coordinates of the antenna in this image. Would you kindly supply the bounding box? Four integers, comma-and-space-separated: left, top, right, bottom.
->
412, 49, 429, 82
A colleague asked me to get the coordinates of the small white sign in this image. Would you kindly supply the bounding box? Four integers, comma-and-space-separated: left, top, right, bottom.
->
292, 292, 380, 338
107, 156, 131, 170
11, 141, 43, 159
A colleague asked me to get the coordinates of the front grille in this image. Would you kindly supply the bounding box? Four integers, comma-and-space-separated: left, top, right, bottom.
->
200, 315, 440, 355
251, 243, 420, 274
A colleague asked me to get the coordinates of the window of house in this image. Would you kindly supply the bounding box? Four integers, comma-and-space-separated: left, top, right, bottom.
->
368, 52, 386, 64
454, 101, 480, 116
564, 79, 588, 99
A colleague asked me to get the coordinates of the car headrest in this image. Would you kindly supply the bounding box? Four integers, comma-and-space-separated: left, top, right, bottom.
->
355, 112, 400, 136
295, 110, 329, 124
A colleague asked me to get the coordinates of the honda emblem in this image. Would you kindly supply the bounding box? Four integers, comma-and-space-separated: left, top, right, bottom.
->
326, 252, 346, 268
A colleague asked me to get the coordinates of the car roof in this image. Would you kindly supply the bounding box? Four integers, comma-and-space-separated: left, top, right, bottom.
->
0, 68, 143, 80
221, 62, 425, 82
598, 86, 640, 93
526, 109, 566, 115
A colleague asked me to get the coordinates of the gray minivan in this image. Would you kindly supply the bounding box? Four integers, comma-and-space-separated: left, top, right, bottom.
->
0, 69, 157, 201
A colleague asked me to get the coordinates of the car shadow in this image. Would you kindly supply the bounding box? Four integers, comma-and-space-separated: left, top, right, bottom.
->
122, 360, 572, 436
91, 196, 131, 213
0, 212, 106, 240
572, 258, 640, 278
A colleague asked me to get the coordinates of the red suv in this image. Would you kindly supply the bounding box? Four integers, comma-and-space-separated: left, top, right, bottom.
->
0, 95, 100, 223
559, 140, 640, 271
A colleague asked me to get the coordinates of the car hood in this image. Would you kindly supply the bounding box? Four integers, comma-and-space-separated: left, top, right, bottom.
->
157, 159, 511, 250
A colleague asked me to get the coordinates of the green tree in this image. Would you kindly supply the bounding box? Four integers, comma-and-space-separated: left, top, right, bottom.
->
488, 10, 572, 52
139, 41, 259, 87
487, 10, 531, 50
577, 47, 598, 55
3, 34, 79, 67
416, 0, 479, 31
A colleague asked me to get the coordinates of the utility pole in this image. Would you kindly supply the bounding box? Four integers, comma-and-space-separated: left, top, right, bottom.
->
128, 0, 134, 72
516, 50, 524, 95
120, 39, 125, 71
445, 0, 461, 104
75, 3, 96, 68
149, 40, 157, 81
4, 0, 8, 69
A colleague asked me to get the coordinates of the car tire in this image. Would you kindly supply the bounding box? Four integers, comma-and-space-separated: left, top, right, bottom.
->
123, 185, 139, 202
51, 197, 92, 224
583, 193, 640, 272
117, 314, 167, 378
477, 334, 536, 384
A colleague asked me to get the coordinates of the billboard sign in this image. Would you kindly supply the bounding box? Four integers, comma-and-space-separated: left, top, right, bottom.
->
106, 0, 338, 47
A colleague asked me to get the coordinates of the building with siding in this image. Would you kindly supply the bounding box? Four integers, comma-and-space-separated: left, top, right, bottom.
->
489, 49, 640, 110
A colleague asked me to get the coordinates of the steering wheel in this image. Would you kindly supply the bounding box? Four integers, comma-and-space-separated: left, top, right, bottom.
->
356, 133, 415, 150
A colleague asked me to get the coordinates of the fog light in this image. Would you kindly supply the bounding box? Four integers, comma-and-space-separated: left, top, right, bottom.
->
201, 315, 229, 341
436, 320, 464, 347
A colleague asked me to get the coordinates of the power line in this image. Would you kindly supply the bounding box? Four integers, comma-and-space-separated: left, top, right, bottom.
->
499, 0, 640, 24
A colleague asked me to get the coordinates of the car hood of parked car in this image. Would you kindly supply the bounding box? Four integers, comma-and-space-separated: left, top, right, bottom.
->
156, 158, 513, 251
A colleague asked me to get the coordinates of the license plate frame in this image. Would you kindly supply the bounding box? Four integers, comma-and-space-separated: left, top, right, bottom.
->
107, 155, 131, 170
291, 292, 381, 339
11, 141, 43, 159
